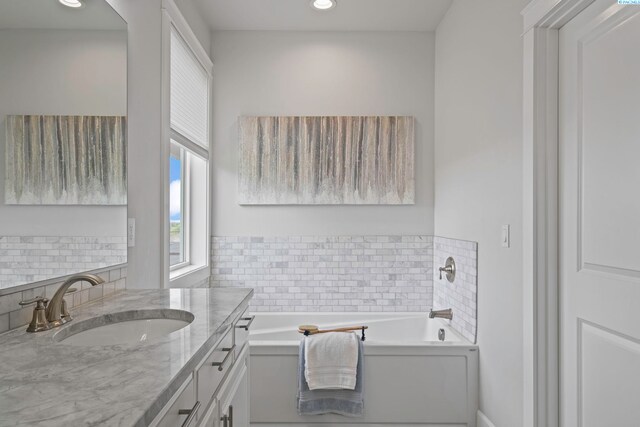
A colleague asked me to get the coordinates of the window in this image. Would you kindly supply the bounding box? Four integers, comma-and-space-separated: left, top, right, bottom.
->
164, 15, 212, 284
169, 143, 185, 267
170, 27, 208, 149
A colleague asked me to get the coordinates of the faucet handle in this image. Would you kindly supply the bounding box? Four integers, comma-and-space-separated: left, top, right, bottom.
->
60, 288, 77, 323
438, 257, 456, 283
19, 297, 51, 333
19, 296, 48, 307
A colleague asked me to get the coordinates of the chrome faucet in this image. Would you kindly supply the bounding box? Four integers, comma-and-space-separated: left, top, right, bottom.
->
46, 273, 104, 327
429, 308, 453, 320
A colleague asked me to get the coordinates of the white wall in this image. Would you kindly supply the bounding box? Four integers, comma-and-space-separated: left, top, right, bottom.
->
107, 0, 164, 289
174, 0, 211, 53
0, 29, 127, 237
105, 0, 213, 289
434, 0, 526, 425
210, 31, 435, 236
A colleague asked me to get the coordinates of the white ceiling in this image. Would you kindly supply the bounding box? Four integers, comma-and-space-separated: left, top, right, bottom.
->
195, 0, 453, 32
0, 0, 125, 31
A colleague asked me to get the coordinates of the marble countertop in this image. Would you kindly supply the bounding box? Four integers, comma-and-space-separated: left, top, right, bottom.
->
0, 287, 253, 427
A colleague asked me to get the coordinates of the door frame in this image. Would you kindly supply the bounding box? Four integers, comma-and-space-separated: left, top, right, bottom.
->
521, 1, 596, 426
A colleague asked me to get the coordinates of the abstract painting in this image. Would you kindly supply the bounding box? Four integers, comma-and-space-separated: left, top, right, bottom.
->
239, 116, 415, 205
4, 115, 127, 205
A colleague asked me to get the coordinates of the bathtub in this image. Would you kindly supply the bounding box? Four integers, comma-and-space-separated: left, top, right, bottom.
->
249, 313, 479, 427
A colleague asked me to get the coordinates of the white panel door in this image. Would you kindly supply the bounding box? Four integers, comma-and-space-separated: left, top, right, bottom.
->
559, 1, 640, 426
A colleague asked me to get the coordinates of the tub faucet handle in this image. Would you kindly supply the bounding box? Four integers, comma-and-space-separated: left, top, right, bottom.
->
438, 257, 456, 282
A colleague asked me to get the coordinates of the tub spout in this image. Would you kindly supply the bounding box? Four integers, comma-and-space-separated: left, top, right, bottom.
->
429, 308, 453, 320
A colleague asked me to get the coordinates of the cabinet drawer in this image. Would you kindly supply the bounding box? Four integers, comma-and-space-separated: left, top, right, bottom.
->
197, 398, 219, 427
233, 310, 254, 357
219, 345, 249, 427
155, 375, 199, 427
197, 327, 234, 407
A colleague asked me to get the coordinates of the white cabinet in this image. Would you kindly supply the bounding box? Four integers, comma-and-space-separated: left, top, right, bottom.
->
197, 398, 219, 427
151, 304, 253, 427
229, 366, 249, 427
197, 328, 234, 408
233, 311, 253, 358
151, 375, 200, 427
218, 346, 250, 427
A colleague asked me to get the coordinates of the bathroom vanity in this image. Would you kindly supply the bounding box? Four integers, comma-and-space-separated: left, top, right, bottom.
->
0, 287, 253, 427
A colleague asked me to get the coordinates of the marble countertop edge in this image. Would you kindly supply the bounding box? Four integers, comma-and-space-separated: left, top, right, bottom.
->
0, 287, 254, 427
135, 289, 252, 427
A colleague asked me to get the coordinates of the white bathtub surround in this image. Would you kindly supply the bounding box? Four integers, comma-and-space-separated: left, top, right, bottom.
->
433, 236, 478, 344
0, 235, 127, 289
250, 312, 463, 343
250, 312, 479, 426
211, 235, 433, 312
0, 264, 127, 334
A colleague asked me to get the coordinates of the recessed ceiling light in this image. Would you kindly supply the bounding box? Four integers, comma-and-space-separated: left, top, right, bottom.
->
59, 0, 83, 8
310, 0, 336, 11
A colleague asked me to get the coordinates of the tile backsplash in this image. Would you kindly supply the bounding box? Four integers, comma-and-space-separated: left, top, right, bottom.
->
433, 236, 478, 343
0, 236, 127, 289
211, 235, 433, 312
0, 264, 127, 334
0, 233, 477, 342
211, 234, 479, 343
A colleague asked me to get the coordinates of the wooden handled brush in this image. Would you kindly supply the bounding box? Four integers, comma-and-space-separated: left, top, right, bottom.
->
298, 324, 368, 335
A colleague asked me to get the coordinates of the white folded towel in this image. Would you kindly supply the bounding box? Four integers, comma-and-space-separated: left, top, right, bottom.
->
304, 332, 359, 390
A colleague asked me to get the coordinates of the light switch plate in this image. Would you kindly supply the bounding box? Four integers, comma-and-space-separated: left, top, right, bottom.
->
501, 224, 510, 248
127, 218, 135, 247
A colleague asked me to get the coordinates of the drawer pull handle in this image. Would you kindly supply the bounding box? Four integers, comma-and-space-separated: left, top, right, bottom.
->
178, 400, 200, 427
235, 315, 255, 331
220, 404, 234, 426
212, 344, 235, 371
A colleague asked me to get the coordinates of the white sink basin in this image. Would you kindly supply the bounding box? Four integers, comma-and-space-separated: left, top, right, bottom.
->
54, 310, 194, 346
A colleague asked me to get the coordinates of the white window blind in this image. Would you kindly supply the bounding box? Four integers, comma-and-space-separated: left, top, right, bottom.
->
170, 26, 209, 148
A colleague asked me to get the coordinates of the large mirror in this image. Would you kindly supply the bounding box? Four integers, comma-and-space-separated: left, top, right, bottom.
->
0, 0, 127, 292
